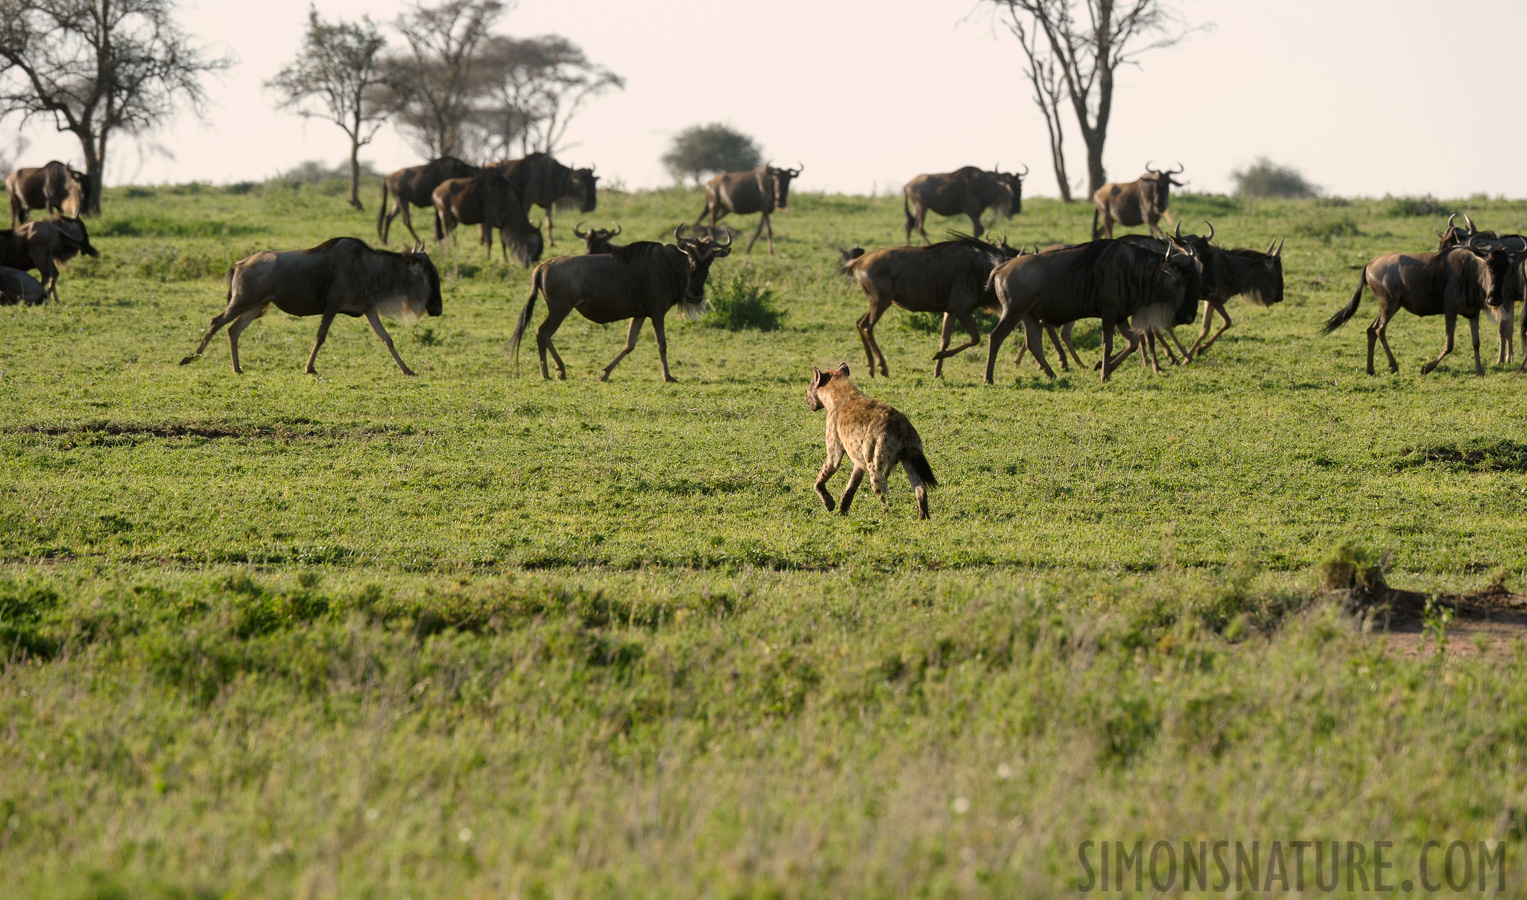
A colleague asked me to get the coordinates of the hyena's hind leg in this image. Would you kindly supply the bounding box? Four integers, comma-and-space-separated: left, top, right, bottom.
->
901, 459, 930, 520
838, 466, 866, 516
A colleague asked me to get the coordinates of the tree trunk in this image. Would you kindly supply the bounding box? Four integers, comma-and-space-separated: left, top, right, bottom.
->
1084, 131, 1107, 198
348, 139, 363, 210
80, 128, 103, 216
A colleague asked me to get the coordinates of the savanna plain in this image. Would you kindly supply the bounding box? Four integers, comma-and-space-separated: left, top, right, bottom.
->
5, 181, 1527, 898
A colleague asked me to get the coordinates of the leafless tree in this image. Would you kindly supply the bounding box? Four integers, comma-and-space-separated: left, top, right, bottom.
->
267, 7, 389, 210
476, 34, 622, 159
0, 0, 231, 214
986, 0, 1199, 198
386, 0, 504, 160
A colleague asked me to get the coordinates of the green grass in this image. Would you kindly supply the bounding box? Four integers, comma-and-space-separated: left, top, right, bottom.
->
4, 182, 1527, 897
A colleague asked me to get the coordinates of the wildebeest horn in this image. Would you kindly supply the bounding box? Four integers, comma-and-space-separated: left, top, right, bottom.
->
1464, 213, 1476, 233
1174, 221, 1183, 240
1145, 159, 1157, 173
674, 224, 690, 242
1169, 161, 1184, 174
1017, 163, 1029, 178
714, 227, 733, 248
1445, 212, 1458, 232
610, 222, 621, 236
574, 221, 588, 238
1203, 220, 1215, 242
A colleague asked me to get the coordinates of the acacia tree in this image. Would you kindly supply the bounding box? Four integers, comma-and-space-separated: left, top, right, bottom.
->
986, 0, 1197, 199
0, 0, 230, 214
661, 124, 761, 186
476, 34, 622, 159
267, 7, 388, 210
386, 0, 503, 160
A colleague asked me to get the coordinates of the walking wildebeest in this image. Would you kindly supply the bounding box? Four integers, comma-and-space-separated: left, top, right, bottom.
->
0, 217, 99, 303
573, 222, 622, 254
695, 163, 802, 255
838, 235, 1017, 378
491, 154, 597, 248
511, 227, 731, 382
431, 171, 544, 266
377, 157, 480, 244
1322, 238, 1511, 376
0, 267, 47, 305
903, 165, 1026, 245
976, 236, 1201, 383
179, 237, 443, 376
1092, 162, 1184, 240
1433, 215, 1527, 365
6, 161, 88, 226
806, 362, 937, 520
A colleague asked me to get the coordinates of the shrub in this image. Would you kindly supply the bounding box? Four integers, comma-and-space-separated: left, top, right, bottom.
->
1231, 157, 1320, 198
1318, 540, 1389, 593
1292, 214, 1360, 241
1383, 194, 1448, 218
703, 271, 785, 331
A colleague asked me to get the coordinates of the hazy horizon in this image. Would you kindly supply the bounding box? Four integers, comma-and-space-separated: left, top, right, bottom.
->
7, 0, 1524, 200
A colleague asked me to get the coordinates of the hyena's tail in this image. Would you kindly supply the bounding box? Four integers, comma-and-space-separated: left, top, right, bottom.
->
905, 449, 937, 489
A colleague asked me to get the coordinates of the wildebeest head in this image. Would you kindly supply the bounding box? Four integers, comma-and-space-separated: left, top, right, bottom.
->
1251, 237, 1286, 306
562, 164, 598, 214
673, 224, 733, 314
766, 163, 803, 211
1469, 233, 1521, 307
806, 362, 850, 411
402, 243, 444, 317
1160, 231, 1203, 326
52, 216, 100, 262
996, 164, 1028, 216
1436, 213, 1482, 250
573, 221, 621, 254
1142, 161, 1184, 210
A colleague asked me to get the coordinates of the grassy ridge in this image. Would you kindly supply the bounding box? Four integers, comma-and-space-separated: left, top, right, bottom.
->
3, 181, 1527, 896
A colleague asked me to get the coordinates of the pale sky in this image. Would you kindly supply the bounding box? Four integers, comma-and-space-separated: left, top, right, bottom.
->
8, 0, 1523, 198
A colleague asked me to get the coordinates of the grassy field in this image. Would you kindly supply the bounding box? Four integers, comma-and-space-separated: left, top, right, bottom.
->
4, 178, 1527, 897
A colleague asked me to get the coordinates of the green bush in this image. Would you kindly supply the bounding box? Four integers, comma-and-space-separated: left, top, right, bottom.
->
1231, 157, 1320, 198
1384, 194, 1449, 217
703, 270, 785, 331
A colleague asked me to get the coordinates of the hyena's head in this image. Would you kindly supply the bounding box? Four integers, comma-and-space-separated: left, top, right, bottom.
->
806, 362, 850, 411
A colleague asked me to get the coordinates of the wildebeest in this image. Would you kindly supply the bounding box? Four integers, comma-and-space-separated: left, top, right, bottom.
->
695, 163, 802, 255
0, 217, 99, 303
0, 267, 47, 305
179, 237, 443, 376
903, 165, 1026, 245
976, 236, 1202, 383
573, 221, 622, 254
807, 362, 937, 520
1434, 215, 1527, 365
1092, 162, 1184, 240
838, 235, 1017, 378
511, 226, 731, 382
431, 171, 544, 266
6, 161, 88, 226
1322, 238, 1510, 376
491, 153, 597, 247
377, 157, 480, 244
1182, 229, 1286, 359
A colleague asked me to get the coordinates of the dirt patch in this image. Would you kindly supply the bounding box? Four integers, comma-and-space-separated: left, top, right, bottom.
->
1352, 583, 1527, 659
3, 421, 427, 448
1394, 439, 1527, 474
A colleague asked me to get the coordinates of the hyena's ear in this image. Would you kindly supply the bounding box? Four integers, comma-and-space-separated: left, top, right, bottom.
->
836, 362, 850, 377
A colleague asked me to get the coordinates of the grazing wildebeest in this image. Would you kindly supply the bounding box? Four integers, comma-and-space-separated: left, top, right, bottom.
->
573, 221, 622, 254
6, 161, 87, 226
431, 171, 544, 266
0, 217, 99, 303
492, 154, 596, 248
1322, 238, 1510, 376
807, 362, 937, 520
902, 165, 1026, 245
512, 226, 732, 382
695, 163, 802, 255
1092, 162, 1184, 240
377, 157, 480, 244
838, 235, 1017, 378
179, 237, 443, 376
977, 236, 1201, 383
0, 267, 47, 305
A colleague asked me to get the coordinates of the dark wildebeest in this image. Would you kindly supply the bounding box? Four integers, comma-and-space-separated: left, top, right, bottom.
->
807, 362, 937, 520
902, 165, 1026, 246
6, 161, 88, 226
1433, 214, 1526, 365
377, 157, 480, 244
511, 226, 732, 382
0, 267, 47, 306
431, 171, 544, 266
838, 235, 1017, 378
1322, 238, 1511, 376
975, 236, 1201, 383
573, 221, 622, 254
0, 217, 99, 303
1092, 162, 1184, 240
492, 153, 597, 248
179, 237, 443, 376
695, 163, 802, 255
1179, 227, 1286, 360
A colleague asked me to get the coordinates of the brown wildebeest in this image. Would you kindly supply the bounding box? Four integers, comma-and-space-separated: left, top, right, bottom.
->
695, 163, 802, 255
1092, 162, 1184, 240
511, 226, 731, 382
573, 221, 622, 254
975, 236, 1201, 383
838, 235, 1017, 378
6, 161, 87, 226
903, 165, 1026, 245
1322, 238, 1511, 376
431, 171, 544, 266
1434, 215, 1527, 364
807, 362, 937, 520
0, 267, 47, 305
180, 237, 443, 376
491, 153, 597, 247
0, 217, 99, 303
377, 157, 480, 244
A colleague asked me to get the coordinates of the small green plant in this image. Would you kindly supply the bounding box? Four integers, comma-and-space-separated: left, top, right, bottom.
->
1422, 594, 1453, 653
703, 271, 785, 331
1318, 540, 1389, 593
1292, 214, 1361, 242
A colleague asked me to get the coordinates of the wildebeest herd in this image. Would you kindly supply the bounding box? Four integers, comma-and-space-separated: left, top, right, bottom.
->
6, 156, 1525, 518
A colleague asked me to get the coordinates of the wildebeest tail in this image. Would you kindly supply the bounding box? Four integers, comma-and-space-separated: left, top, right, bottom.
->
509, 264, 544, 374
375, 183, 389, 242
905, 449, 937, 489
838, 246, 864, 278
1322, 266, 1368, 334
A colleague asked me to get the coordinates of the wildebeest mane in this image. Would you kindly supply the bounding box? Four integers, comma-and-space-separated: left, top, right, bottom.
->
611, 241, 666, 264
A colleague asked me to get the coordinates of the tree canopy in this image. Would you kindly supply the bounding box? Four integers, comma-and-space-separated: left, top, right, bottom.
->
662, 124, 762, 185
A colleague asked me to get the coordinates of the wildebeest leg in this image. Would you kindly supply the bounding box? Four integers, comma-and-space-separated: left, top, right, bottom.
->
1420, 312, 1459, 375
364, 307, 417, 376
181, 310, 237, 365
1188, 303, 1232, 358
838, 466, 866, 516
1367, 308, 1400, 375
1496, 303, 1513, 365
933, 310, 983, 374
900, 459, 930, 520
1157, 327, 1189, 365
1021, 318, 1056, 379
967, 210, 984, 240
226, 307, 266, 375
1470, 314, 1485, 375
651, 316, 678, 383
400, 203, 421, 245
544, 207, 555, 247
746, 213, 769, 255
815, 439, 844, 511
1016, 323, 1066, 371
534, 305, 572, 380
857, 301, 891, 378
985, 308, 1024, 384
600, 317, 645, 382
1100, 320, 1123, 383
304, 311, 337, 375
